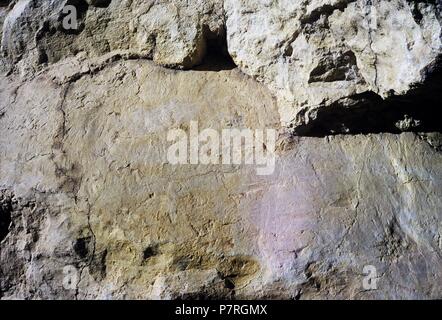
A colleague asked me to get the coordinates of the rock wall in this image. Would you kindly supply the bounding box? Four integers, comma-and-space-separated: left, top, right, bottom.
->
0, 0, 441, 299
1, 0, 441, 129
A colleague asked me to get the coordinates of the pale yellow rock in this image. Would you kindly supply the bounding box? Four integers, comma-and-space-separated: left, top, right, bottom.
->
225, 0, 442, 125
1, 59, 441, 299
1, 0, 440, 128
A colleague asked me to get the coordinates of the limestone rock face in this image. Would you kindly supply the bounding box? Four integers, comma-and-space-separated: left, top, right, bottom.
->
1, 58, 442, 299
0, 0, 225, 74
0, 5, 7, 44
1, 0, 440, 129
0, 0, 442, 300
225, 0, 442, 125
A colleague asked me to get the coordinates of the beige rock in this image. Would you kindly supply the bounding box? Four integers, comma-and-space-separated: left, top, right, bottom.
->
1, 0, 225, 73
1, 0, 440, 129
1, 59, 441, 299
225, 0, 442, 125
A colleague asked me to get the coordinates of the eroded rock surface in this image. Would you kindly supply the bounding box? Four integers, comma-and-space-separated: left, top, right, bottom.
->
0, 0, 441, 130
0, 0, 226, 73
226, 0, 442, 126
1, 59, 441, 299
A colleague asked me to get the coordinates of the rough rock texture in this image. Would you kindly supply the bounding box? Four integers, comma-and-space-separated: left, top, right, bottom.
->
1, 0, 441, 130
226, 0, 442, 126
1, 58, 442, 299
1, 0, 442, 300
1, 0, 226, 73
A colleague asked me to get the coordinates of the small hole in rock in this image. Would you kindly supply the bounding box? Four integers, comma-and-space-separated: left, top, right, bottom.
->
284, 45, 293, 57
37, 49, 49, 65
74, 237, 91, 258
91, 0, 112, 8
143, 245, 159, 260
195, 27, 237, 72
224, 278, 235, 290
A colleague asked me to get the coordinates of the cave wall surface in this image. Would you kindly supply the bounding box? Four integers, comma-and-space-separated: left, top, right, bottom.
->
0, 0, 442, 299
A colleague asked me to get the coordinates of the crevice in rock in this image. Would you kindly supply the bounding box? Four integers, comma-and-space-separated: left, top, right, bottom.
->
89, 248, 107, 281
308, 50, 360, 83
75, 200, 97, 299
365, 0, 378, 92
73, 237, 93, 259
89, 0, 112, 8
300, 0, 357, 25
0, 191, 12, 242
194, 25, 236, 72
142, 244, 159, 260
292, 60, 442, 136
47, 40, 236, 87
0, 1, 11, 8
411, 1, 442, 25
52, 84, 70, 150
48, 52, 149, 85
50, 83, 84, 201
